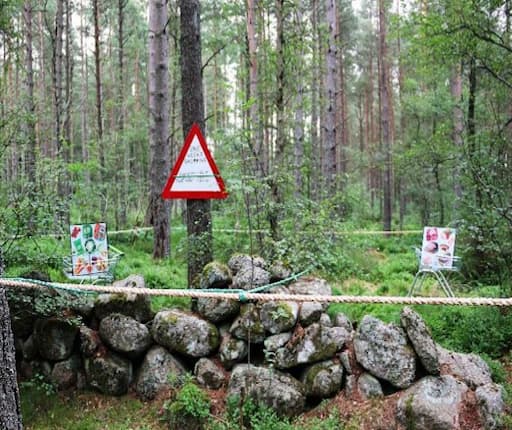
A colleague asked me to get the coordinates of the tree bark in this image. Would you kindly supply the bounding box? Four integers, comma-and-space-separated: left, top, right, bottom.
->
323, 0, 338, 193
378, 0, 393, 232
93, 0, 104, 169
180, 0, 213, 287
0, 252, 23, 430
450, 62, 464, 213
148, 0, 171, 259
180, 0, 212, 286
23, 1, 36, 186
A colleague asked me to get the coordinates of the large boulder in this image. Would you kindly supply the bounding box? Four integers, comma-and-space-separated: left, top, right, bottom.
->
233, 266, 271, 291
198, 261, 232, 289
227, 254, 266, 275
84, 352, 133, 396
152, 309, 219, 357
230, 303, 266, 344
400, 307, 440, 375
286, 277, 332, 296
135, 346, 187, 400
354, 315, 416, 389
396, 375, 469, 430
196, 297, 240, 324
194, 358, 226, 389
79, 326, 102, 357
301, 359, 343, 398
437, 345, 492, 388
273, 323, 349, 369
51, 355, 81, 390
99, 313, 151, 359
357, 372, 383, 399
476, 383, 506, 430
298, 302, 324, 326
227, 364, 306, 417
219, 334, 248, 370
95, 275, 152, 322
33, 318, 79, 361
260, 301, 299, 334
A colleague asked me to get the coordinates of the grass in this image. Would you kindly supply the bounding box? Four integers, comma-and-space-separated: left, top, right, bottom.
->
21, 386, 164, 430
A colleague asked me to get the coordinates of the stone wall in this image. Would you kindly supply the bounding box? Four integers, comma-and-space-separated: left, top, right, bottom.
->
8, 257, 507, 429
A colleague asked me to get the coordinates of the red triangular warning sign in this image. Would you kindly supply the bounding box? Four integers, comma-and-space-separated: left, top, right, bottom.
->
161, 123, 228, 199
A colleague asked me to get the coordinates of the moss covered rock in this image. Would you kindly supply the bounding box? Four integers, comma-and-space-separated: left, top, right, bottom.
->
152, 309, 219, 357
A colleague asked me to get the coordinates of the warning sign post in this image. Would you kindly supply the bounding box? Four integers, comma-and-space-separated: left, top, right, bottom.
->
161, 123, 228, 199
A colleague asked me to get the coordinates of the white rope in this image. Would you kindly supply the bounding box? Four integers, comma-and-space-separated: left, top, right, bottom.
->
1, 278, 511, 307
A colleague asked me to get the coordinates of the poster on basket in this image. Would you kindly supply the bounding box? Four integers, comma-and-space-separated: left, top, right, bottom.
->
420, 226, 456, 269
70, 223, 108, 276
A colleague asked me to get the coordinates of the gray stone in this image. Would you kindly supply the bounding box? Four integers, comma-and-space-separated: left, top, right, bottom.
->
396, 375, 469, 430
298, 302, 324, 326
400, 307, 440, 375
22, 335, 38, 361
344, 374, 357, 398
333, 312, 353, 333
260, 301, 299, 334
228, 254, 266, 275
99, 313, 151, 359
358, 372, 383, 399
476, 383, 505, 430
84, 352, 133, 396
269, 261, 292, 282
95, 275, 153, 322
51, 355, 81, 390
264, 333, 292, 352
319, 313, 333, 327
196, 297, 240, 324
230, 303, 266, 344
79, 326, 101, 357
228, 364, 306, 417
301, 360, 343, 398
287, 277, 332, 296
354, 315, 416, 388
135, 346, 187, 400
33, 318, 79, 361
152, 309, 219, 358
274, 323, 349, 369
219, 334, 248, 370
198, 261, 232, 289
233, 266, 271, 291
437, 345, 492, 388
194, 358, 226, 389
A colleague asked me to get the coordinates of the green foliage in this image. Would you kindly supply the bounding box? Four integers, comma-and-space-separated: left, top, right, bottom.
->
20, 373, 56, 397
417, 306, 512, 358
163, 379, 211, 430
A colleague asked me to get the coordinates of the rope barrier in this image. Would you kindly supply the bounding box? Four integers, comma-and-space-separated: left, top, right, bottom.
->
1, 277, 511, 307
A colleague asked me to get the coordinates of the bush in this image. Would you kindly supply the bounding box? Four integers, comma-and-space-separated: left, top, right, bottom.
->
164, 380, 211, 430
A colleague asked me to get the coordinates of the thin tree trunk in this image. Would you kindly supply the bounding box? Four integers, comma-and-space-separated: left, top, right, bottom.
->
323, 0, 337, 193
23, 1, 37, 187
148, 0, 171, 258
450, 62, 464, 207
180, 0, 212, 286
378, 0, 393, 232
79, 0, 89, 183
293, 3, 305, 197
93, 0, 104, 170
117, 0, 127, 228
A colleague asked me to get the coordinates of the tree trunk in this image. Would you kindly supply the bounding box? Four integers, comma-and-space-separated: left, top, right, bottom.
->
52, 0, 64, 159
117, 0, 127, 228
93, 0, 104, 169
450, 62, 464, 214
23, 1, 36, 187
180, 0, 212, 286
378, 0, 393, 232
148, 0, 171, 259
323, 0, 337, 193
0, 252, 23, 430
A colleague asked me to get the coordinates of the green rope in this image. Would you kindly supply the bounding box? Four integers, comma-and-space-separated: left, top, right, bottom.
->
247, 265, 314, 294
